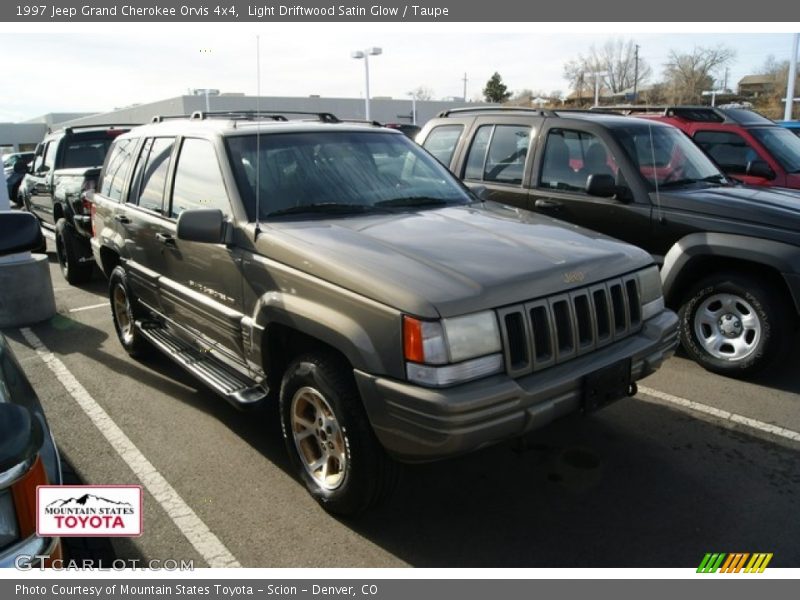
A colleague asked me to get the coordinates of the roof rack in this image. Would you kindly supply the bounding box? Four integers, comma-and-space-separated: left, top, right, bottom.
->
188, 110, 342, 123
556, 108, 620, 116
437, 106, 556, 118
591, 105, 667, 114
596, 105, 728, 122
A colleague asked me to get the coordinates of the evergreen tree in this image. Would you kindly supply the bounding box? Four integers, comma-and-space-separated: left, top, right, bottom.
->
483, 72, 511, 103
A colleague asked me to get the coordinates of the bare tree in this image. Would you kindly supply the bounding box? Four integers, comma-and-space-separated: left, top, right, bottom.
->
663, 45, 736, 103
563, 38, 651, 98
410, 86, 434, 101
508, 89, 534, 106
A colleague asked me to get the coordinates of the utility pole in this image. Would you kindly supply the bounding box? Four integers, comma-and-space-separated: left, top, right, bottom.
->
786, 33, 799, 121
723, 67, 729, 92
633, 44, 639, 104
462, 72, 468, 101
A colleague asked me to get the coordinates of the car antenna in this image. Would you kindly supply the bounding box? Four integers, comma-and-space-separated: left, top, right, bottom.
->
647, 120, 664, 224
254, 34, 262, 240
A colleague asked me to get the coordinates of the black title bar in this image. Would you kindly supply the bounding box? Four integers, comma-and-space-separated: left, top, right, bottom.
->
4, 0, 800, 21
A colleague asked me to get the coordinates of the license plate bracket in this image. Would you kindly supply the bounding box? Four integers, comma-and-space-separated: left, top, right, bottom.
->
583, 358, 632, 412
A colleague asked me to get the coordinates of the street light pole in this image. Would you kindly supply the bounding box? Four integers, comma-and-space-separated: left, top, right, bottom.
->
351, 47, 382, 121
590, 71, 608, 107
785, 33, 799, 121
407, 91, 417, 125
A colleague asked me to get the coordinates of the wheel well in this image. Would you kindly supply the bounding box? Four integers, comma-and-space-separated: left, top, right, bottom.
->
665, 255, 794, 312
262, 323, 352, 396
98, 247, 121, 278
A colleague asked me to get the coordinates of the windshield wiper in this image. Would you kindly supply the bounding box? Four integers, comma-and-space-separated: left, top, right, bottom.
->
266, 203, 387, 218
374, 196, 452, 209
701, 174, 727, 184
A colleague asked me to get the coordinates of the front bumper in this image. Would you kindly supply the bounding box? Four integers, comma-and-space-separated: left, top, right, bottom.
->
356, 310, 678, 462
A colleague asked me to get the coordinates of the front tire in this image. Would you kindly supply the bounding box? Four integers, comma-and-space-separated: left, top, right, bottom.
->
55, 218, 93, 284
678, 272, 793, 377
109, 266, 151, 358
279, 353, 399, 515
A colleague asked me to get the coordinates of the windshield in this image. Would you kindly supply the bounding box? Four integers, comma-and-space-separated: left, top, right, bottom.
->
613, 124, 725, 188
225, 131, 472, 220
750, 127, 800, 173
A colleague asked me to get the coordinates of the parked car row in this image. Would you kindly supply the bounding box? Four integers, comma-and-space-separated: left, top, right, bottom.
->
10, 105, 799, 515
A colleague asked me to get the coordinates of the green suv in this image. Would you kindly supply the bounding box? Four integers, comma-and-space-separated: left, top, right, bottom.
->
90, 110, 678, 514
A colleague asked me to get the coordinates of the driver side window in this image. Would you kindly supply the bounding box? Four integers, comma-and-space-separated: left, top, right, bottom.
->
539, 129, 618, 192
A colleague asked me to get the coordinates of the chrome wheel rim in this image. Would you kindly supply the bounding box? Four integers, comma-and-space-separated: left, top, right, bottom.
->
112, 284, 134, 345
693, 293, 761, 361
290, 386, 347, 491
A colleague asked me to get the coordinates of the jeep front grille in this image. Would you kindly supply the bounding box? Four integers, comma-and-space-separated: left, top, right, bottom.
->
497, 275, 642, 378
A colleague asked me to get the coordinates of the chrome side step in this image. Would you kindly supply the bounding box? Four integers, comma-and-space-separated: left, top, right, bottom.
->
136, 322, 268, 409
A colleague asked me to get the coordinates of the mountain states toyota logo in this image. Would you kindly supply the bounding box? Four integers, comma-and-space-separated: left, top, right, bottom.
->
37, 486, 142, 537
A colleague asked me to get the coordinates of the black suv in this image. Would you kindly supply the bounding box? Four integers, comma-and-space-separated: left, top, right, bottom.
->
90, 110, 677, 514
418, 107, 800, 377
19, 124, 130, 283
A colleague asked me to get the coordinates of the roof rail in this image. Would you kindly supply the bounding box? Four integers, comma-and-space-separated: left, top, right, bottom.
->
61, 123, 139, 134
556, 108, 620, 116
436, 106, 556, 118
592, 105, 668, 114
338, 118, 383, 127
188, 110, 342, 123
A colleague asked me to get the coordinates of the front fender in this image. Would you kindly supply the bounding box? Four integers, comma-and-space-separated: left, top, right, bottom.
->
252, 291, 402, 378
661, 232, 800, 313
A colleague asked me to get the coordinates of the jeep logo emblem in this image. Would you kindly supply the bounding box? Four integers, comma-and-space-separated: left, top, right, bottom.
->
563, 270, 586, 283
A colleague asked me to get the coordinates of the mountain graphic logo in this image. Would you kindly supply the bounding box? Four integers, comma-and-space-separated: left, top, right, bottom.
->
46, 494, 134, 509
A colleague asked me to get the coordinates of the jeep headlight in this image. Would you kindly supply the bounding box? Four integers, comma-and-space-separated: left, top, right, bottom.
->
403, 311, 504, 387
637, 265, 665, 320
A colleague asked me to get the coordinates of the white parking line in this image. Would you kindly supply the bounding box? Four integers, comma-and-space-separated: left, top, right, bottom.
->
68, 302, 109, 313
20, 327, 242, 568
638, 385, 800, 443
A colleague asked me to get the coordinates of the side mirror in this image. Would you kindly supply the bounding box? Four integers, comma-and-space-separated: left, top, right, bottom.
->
0, 211, 44, 256
176, 209, 225, 244
13, 160, 28, 174
470, 184, 490, 201
585, 174, 617, 198
37, 165, 50, 174
746, 160, 775, 180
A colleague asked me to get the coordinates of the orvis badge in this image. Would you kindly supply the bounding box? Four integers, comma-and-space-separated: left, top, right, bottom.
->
37, 485, 142, 537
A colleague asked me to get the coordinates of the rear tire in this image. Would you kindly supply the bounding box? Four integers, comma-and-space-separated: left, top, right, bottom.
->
279, 352, 399, 516
55, 218, 93, 284
678, 272, 794, 377
109, 266, 151, 358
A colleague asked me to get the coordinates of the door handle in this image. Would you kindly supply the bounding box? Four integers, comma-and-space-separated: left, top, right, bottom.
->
534, 199, 562, 210
113, 214, 130, 224
155, 233, 176, 246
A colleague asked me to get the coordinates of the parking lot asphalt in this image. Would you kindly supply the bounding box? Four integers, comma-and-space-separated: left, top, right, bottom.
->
3, 247, 799, 568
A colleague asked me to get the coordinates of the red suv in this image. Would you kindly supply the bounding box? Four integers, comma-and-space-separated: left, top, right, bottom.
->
623, 106, 800, 190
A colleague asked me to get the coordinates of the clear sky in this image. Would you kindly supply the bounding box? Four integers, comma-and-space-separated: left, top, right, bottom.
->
1, 28, 796, 122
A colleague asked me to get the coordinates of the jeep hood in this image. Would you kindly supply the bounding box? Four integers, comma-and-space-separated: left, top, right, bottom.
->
661, 185, 800, 236
257, 203, 652, 318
